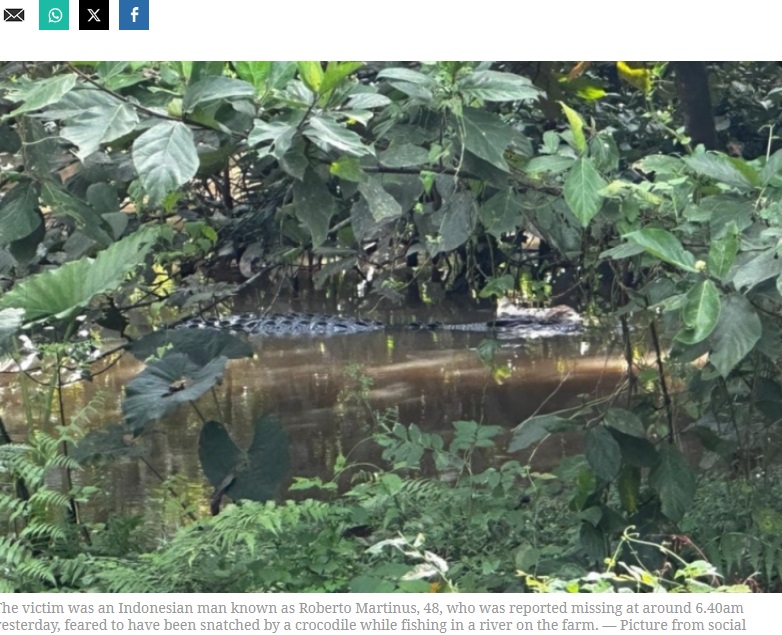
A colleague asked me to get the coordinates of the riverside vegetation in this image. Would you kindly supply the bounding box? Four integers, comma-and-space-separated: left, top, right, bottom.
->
0, 61, 781, 591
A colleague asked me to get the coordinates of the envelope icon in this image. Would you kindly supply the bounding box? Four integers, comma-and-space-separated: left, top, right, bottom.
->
3, 8, 24, 21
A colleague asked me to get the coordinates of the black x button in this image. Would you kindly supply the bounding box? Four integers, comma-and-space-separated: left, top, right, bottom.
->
79, 0, 110, 30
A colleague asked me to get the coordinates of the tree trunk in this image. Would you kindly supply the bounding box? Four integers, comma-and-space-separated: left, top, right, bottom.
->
672, 62, 718, 150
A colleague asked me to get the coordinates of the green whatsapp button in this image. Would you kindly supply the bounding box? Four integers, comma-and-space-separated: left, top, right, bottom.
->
39, 0, 70, 30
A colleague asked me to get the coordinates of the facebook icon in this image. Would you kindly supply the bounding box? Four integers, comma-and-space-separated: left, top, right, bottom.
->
119, 0, 149, 30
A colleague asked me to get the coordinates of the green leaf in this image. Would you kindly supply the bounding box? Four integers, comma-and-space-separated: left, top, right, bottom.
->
0, 227, 159, 322
40, 182, 115, 246
233, 61, 272, 92
761, 149, 782, 185
559, 102, 586, 154
297, 61, 325, 94
732, 248, 782, 292
589, 134, 620, 173
708, 293, 762, 378
358, 179, 403, 223
346, 93, 392, 109
510, 414, 574, 452
379, 143, 429, 168
675, 280, 721, 345
182, 77, 256, 113
304, 116, 373, 157
7, 74, 77, 117
62, 103, 139, 162
320, 62, 364, 95
0, 182, 41, 245
123, 353, 227, 432
585, 426, 622, 481
133, 121, 199, 203
610, 430, 660, 468
330, 156, 368, 183
708, 221, 739, 280
461, 107, 514, 172
426, 191, 476, 255
649, 445, 696, 522
293, 169, 336, 247
199, 416, 290, 503
623, 228, 698, 272
479, 188, 523, 237
377, 68, 436, 87
457, 71, 540, 102
603, 408, 645, 437
564, 157, 607, 227
248, 120, 295, 158
524, 155, 575, 176
684, 152, 757, 190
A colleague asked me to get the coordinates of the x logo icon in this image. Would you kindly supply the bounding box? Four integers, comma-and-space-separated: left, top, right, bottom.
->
88, 8, 100, 21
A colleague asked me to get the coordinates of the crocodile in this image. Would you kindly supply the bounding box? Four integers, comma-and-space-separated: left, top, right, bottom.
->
176, 305, 583, 338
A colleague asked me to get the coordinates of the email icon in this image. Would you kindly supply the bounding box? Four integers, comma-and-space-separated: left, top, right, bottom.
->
3, 8, 24, 21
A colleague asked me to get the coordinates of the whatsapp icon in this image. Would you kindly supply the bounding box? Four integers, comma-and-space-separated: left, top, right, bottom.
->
39, 0, 69, 30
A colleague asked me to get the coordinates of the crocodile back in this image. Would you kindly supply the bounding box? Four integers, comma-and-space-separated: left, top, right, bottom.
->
177, 312, 385, 336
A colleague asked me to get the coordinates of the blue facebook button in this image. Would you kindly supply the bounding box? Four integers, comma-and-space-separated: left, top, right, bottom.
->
119, 0, 149, 30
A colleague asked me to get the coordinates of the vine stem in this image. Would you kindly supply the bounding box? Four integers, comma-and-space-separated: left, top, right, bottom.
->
649, 319, 675, 443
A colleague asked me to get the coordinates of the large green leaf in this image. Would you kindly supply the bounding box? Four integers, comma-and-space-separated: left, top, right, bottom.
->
304, 116, 373, 157
708, 293, 762, 378
358, 179, 403, 223
377, 68, 436, 87
460, 107, 513, 172
623, 228, 698, 272
525, 155, 575, 176
675, 280, 721, 345
123, 354, 227, 432
379, 143, 429, 168
649, 445, 696, 522
321, 62, 364, 95
585, 426, 622, 481
684, 152, 758, 190
130, 329, 252, 366
132, 121, 199, 203
509, 414, 574, 452
610, 430, 660, 468
7, 74, 77, 117
233, 61, 272, 92
0, 227, 159, 322
564, 157, 607, 226
426, 191, 476, 255
761, 148, 782, 185
41, 182, 114, 246
247, 120, 295, 159
603, 408, 645, 438
458, 71, 540, 102
0, 182, 41, 245
293, 169, 336, 247
732, 248, 782, 292
199, 416, 290, 503
182, 77, 256, 112
480, 188, 523, 237
61, 103, 139, 160
707, 221, 739, 280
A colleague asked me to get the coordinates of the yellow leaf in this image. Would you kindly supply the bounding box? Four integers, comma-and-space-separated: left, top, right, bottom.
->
617, 62, 651, 94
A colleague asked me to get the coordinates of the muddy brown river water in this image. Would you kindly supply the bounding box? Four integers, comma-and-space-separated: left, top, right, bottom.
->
1, 305, 627, 517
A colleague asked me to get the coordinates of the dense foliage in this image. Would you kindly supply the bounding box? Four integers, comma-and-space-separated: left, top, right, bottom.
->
1, 61, 782, 591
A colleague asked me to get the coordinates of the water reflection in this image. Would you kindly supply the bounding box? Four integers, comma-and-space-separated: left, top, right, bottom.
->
2, 316, 626, 514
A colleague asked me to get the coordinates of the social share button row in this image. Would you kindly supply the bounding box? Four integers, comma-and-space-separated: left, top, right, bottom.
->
2, 1, 149, 30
